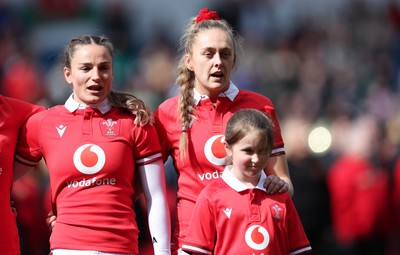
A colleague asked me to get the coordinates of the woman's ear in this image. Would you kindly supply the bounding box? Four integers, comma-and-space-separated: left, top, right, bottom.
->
185, 54, 193, 71
64, 67, 72, 84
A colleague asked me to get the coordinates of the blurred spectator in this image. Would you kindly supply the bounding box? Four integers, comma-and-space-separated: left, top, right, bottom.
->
282, 117, 332, 255
100, 1, 135, 90
127, 40, 175, 111
37, 0, 83, 18
381, 156, 400, 255
327, 115, 389, 255
1, 52, 46, 104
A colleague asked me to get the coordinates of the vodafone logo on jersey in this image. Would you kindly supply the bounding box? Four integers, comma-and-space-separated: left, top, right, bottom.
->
245, 225, 270, 250
204, 135, 226, 165
73, 144, 106, 175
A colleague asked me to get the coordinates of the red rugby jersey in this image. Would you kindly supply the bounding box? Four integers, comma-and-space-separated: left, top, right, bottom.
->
0, 95, 44, 255
15, 97, 162, 254
154, 83, 285, 249
182, 167, 312, 255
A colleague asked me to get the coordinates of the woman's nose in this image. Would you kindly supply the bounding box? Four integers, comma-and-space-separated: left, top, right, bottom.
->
91, 68, 101, 80
213, 54, 222, 67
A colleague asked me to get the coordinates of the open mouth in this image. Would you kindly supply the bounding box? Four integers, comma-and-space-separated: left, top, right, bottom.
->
211, 72, 223, 78
87, 85, 103, 91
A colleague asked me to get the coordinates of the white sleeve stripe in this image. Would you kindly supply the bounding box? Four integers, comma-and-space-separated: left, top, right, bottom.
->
289, 246, 312, 254
271, 147, 285, 155
181, 244, 212, 255
135, 152, 162, 165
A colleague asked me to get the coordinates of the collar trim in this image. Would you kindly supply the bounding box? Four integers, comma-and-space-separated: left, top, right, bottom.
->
65, 94, 111, 114
221, 165, 267, 192
193, 81, 239, 105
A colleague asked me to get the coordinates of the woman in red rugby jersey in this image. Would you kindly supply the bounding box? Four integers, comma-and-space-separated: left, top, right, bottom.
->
14, 35, 171, 255
154, 8, 292, 255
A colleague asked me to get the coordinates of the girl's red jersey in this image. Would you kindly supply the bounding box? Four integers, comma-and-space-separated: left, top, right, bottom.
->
182, 168, 312, 255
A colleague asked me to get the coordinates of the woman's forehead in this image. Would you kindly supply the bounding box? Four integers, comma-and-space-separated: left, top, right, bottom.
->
194, 29, 233, 49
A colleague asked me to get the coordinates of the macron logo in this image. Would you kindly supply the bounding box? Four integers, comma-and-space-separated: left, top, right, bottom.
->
223, 208, 232, 219
56, 125, 67, 137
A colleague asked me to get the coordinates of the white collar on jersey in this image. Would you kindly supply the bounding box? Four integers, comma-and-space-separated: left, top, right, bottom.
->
65, 94, 112, 114
193, 80, 239, 105
221, 165, 267, 192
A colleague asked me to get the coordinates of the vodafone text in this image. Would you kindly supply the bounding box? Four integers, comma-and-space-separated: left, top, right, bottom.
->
198, 170, 223, 181
66, 177, 116, 188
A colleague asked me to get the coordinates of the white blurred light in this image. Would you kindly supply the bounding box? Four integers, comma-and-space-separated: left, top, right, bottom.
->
308, 126, 332, 154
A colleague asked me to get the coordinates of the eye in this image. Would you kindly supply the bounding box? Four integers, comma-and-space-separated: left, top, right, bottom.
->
80, 66, 91, 71
242, 148, 253, 154
220, 49, 232, 58
99, 65, 111, 71
203, 48, 217, 58
204, 51, 213, 58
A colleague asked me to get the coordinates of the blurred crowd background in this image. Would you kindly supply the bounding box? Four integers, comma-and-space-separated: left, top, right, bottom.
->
2, 0, 400, 254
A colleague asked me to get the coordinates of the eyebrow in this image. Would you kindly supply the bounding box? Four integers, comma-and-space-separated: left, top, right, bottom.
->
77, 61, 112, 65
201, 45, 232, 50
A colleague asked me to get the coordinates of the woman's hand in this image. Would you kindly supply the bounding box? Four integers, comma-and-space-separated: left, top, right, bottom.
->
263, 175, 289, 194
265, 155, 294, 196
46, 210, 57, 231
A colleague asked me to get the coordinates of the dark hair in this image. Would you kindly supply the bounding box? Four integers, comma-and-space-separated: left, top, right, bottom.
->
176, 10, 243, 157
225, 109, 274, 156
63, 35, 152, 126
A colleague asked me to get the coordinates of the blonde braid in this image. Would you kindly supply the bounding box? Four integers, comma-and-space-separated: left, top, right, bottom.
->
177, 58, 195, 158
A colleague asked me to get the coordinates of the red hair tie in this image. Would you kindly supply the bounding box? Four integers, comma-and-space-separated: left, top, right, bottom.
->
195, 8, 220, 24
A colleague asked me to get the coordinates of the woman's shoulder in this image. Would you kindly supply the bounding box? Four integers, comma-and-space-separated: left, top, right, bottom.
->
238, 89, 271, 100
155, 95, 179, 117
42, 105, 65, 114
236, 89, 274, 107
27, 104, 66, 120
0, 96, 45, 126
158, 95, 179, 109
0, 95, 44, 111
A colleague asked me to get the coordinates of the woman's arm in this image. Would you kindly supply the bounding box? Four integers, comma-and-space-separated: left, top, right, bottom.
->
139, 159, 171, 255
13, 161, 36, 181
264, 154, 294, 196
